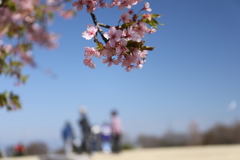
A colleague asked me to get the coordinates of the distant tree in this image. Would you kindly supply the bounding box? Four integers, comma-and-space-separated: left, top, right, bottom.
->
26, 142, 48, 155
137, 134, 160, 148
159, 131, 189, 147
232, 121, 240, 143
202, 122, 240, 144
188, 121, 202, 145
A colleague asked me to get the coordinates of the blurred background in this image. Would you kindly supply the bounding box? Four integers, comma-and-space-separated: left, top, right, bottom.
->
0, 0, 240, 159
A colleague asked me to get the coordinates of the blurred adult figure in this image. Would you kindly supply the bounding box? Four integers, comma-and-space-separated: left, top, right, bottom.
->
62, 121, 75, 156
111, 110, 122, 153
101, 122, 112, 154
78, 107, 91, 154
14, 143, 25, 156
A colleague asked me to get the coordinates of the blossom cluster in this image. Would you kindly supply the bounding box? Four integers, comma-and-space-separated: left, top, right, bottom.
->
72, 0, 142, 13
0, 0, 74, 82
72, 0, 162, 71
0, 0, 74, 110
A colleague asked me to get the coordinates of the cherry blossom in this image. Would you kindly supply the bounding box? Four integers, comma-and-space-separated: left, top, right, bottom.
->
71, 0, 162, 71
122, 26, 141, 42
148, 28, 156, 34
120, 12, 131, 23
116, 39, 129, 55
72, 0, 84, 11
143, 2, 152, 12
142, 13, 151, 20
82, 24, 98, 40
83, 58, 96, 69
104, 27, 122, 47
0, 0, 76, 110
84, 47, 100, 58
102, 57, 114, 67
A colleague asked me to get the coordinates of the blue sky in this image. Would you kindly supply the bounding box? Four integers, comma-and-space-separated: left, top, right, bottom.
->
1, 0, 240, 150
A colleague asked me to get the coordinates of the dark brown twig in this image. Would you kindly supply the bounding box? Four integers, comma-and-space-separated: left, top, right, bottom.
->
90, 12, 108, 44
98, 23, 111, 28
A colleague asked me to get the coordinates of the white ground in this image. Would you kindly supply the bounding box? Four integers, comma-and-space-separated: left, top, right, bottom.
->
1, 144, 240, 160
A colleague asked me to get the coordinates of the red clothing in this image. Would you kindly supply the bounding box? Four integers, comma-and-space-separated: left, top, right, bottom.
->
15, 144, 24, 152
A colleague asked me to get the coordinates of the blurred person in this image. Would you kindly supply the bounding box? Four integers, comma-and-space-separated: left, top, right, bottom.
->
62, 121, 75, 156
78, 107, 91, 154
90, 124, 101, 152
14, 143, 25, 156
101, 122, 112, 154
111, 110, 122, 153
0, 150, 2, 158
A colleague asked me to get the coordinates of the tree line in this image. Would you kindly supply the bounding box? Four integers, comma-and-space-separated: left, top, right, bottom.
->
136, 121, 240, 148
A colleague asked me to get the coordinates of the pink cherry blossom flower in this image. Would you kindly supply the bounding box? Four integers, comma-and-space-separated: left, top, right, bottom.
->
102, 47, 117, 58
125, 0, 142, 7
142, 13, 151, 20
120, 12, 130, 23
134, 22, 148, 37
21, 0, 34, 11
136, 60, 144, 69
128, 9, 134, 14
85, 0, 98, 9
83, 58, 96, 69
122, 56, 132, 67
148, 28, 156, 34
122, 26, 141, 42
11, 13, 22, 23
136, 63, 143, 69
118, 1, 128, 10
20, 51, 35, 66
110, 0, 121, 8
112, 55, 122, 65
139, 50, 148, 58
104, 26, 122, 47
4, 44, 12, 53
82, 24, 98, 40
25, 16, 35, 23
143, 2, 152, 12
59, 10, 74, 19
72, 0, 84, 11
116, 39, 128, 55
80, 0, 98, 13
125, 65, 135, 72
99, 0, 108, 8
102, 57, 114, 67
84, 47, 100, 58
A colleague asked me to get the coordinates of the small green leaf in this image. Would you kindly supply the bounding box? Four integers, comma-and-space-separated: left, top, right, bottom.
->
20, 75, 29, 84
7, 1, 16, 12
142, 46, 155, 51
151, 14, 161, 18
121, 22, 134, 29
48, 12, 54, 20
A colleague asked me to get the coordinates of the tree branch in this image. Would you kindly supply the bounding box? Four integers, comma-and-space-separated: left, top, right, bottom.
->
90, 12, 108, 44
98, 23, 111, 28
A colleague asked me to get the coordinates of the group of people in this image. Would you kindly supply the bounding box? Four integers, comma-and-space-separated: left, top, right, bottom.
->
62, 108, 122, 156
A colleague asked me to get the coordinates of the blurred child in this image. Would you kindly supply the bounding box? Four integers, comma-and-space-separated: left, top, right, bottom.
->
101, 122, 112, 153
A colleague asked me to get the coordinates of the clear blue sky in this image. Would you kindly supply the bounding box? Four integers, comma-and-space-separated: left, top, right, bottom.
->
1, 0, 240, 150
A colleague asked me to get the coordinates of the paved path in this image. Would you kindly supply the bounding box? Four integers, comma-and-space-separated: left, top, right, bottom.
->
39, 154, 90, 160
91, 145, 240, 160
1, 145, 240, 160
0, 154, 90, 160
